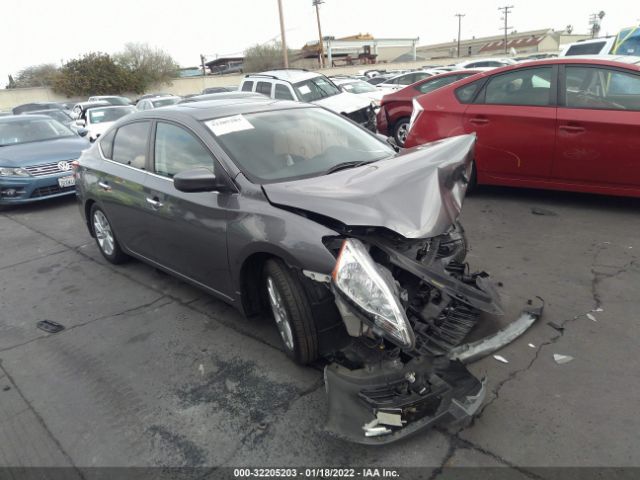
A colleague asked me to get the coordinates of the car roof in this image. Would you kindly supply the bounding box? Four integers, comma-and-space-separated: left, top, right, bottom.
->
495, 55, 640, 70
88, 105, 135, 111
179, 92, 264, 103
130, 97, 308, 122
245, 69, 321, 82
0, 114, 52, 123
75, 101, 111, 108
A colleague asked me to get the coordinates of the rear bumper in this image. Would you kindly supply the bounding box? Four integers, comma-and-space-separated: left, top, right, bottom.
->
0, 174, 75, 205
324, 357, 485, 444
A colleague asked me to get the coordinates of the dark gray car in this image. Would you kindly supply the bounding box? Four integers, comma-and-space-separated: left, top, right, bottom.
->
75, 97, 540, 444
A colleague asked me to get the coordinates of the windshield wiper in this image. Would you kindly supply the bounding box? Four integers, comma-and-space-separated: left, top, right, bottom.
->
324, 160, 375, 175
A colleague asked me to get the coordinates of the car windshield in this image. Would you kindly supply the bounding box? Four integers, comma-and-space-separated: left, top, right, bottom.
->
340, 81, 377, 94
0, 118, 74, 146
207, 107, 394, 183
88, 107, 135, 124
152, 98, 180, 108
293, 76, 341, 102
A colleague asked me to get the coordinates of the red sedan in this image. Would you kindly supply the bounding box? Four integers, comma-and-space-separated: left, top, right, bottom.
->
405, 56, 640, 198
377, 70, 482, 146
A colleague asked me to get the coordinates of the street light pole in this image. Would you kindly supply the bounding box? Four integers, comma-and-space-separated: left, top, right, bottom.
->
277, 0, 289, 68
455, 13, 465, 58
313, 0, 325, 68
498, 5, 514, 54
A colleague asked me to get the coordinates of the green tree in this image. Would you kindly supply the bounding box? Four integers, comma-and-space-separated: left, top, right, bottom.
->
52, 52, 143, 96
114, 42, 178, 86
243, 42, 292, 73
9, 63, 59, 88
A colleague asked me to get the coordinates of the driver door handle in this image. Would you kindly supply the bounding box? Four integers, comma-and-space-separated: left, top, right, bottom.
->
146, 197, 163, 209
98, 181, 111, 191
469, 116, 489, 125
559, 125, 585, 133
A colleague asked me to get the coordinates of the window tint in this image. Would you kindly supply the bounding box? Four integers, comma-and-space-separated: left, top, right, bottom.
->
455, 79, 484, 103
565, 42, 606, 56
112, 122, 150, 169
256, 81, 272, 96
241, 81, 254, 92
99, 129, 116, 159
564, 66, 640, 110
154, 122, 213, 178
274, 84, 294, 100
484, 67, 552, 106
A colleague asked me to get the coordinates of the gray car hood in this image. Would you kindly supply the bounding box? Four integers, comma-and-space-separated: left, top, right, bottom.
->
262, 134, 476, 239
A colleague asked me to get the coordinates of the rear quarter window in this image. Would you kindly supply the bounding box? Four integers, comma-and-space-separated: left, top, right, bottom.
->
455, 79, 484, 103
565, 42, 606, 56
241, 81, 254, 92
99, 129, 116, 159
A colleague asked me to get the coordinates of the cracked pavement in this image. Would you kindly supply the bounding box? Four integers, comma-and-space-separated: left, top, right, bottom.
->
0, 187, 638, 475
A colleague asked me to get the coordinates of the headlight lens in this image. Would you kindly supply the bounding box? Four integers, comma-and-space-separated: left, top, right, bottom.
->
332, 238, 415, 349
0, 167, 31, 177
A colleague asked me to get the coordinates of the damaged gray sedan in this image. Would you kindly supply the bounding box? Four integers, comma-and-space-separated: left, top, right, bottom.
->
75, 97, 541, 444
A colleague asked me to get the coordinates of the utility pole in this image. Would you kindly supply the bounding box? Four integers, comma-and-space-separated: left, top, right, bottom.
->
589, 11, 605, 38
313, 0, 325, 68
498, 5, 514, 54
200, 54, 206, 76
455, 13, 465, 58
277, 0, 289, 68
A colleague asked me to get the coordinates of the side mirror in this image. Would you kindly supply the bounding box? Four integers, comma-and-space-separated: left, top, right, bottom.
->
76, 119, 86, 127
173, 167, 233, 193
77, 128, 89, 138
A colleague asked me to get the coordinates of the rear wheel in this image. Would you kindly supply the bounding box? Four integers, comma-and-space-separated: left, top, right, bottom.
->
263, 259, 318, 365
90, 204, 128, 264
393, 118, 410, 147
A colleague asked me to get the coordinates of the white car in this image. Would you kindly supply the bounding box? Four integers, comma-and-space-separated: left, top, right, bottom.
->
80, 105, 136, 141
375, 69, 448, 91
239, 70, 376, 131
136, 96, 181, 111
559, 37, 616, 56
330, 77, 386, 106
455, 58, 517, 69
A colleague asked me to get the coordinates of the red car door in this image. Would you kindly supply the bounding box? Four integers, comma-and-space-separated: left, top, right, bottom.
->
463, 66, 558, 181
553, 64, 640, 188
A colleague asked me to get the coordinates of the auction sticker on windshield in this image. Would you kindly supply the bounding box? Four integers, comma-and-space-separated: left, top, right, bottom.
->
206, 115, 254, 136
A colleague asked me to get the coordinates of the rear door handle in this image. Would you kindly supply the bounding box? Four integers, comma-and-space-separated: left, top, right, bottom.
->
98, 181, 111, 191
559, 125, 585, 133
469, 117, 489, 125
146, 197, 163, 209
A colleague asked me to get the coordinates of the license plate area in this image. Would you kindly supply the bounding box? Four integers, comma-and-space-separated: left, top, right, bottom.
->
58, 176, 75, 188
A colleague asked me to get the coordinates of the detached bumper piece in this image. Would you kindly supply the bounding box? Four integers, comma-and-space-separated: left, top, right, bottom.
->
324, 357, 485, 444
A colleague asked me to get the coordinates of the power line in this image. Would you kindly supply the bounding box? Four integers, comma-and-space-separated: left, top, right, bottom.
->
498, 5, 514, 54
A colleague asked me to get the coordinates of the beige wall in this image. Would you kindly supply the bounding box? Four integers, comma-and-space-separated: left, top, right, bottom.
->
0, 58, 454, 112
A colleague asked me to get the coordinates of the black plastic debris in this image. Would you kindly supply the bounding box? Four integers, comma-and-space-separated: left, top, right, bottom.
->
547, 321, 565, 333
531, 207, 558, 216
2, 386, 10, 392
36, 320, 65, 334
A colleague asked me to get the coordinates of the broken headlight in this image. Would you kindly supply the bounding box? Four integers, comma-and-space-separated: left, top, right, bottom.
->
332, 238, 415, 349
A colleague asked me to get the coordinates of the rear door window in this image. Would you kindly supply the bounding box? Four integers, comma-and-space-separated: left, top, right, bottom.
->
483, 67, 552, 106
256, 81, 273, 96
112, 122, 150, 169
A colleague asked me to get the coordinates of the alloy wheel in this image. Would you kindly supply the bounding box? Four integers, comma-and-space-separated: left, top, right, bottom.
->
93, 210, 115, 256
266, 276, 294, 352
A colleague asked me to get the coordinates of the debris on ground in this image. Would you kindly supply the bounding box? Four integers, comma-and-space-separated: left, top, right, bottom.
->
531, 207, 558, 216
592, 308, 604, 312
547, 321, 565, 333
198, 364, 205, 376
554, 354, 574, 365
586, 313, 597, 322
36, 320, 65, 334
528, 343, 536, 349
493, 355, 509, 364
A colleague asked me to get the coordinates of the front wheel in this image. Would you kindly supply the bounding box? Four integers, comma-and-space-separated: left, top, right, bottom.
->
263, 259, 319, 365
393, 118, 410, 147
90, 204, 128, 264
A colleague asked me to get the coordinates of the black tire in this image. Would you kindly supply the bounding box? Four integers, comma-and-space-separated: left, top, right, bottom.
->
263, 259, 318, 365
89, 204, 129, 264
393, 117, 410, 147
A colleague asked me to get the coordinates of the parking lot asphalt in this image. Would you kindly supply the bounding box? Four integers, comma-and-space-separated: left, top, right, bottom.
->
0, 188, 638, 475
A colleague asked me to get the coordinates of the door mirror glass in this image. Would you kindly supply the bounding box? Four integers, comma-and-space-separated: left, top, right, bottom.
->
76, 119, 86, 127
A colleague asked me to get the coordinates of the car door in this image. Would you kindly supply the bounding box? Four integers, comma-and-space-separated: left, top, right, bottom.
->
462, 65, 557, 179
553, 64, 640, 187
142, 120, 235, 299
95, 121, 153, 255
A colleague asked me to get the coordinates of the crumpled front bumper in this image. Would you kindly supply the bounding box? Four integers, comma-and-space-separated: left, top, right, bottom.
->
324, 357, 486, 445
324, 300, 543, 444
